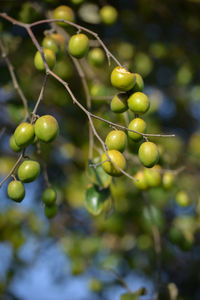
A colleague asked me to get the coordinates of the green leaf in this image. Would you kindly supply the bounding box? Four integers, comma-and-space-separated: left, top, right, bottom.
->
85, 185, 110, 216
88, 159, 112, 188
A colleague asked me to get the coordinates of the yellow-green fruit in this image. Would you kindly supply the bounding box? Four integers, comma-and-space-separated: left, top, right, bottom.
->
9, 135, 21, 152
101, 150, 126, 177
111, 67, 135, 91
50, 33, 66, 54
144, 165, 162, 187
34, 115, 59, 143
42, 36, 60, 56
68, 34, 89, 58
134, 170, 148, 190
89, 278, 102, 292
128, 118, 147, 142
128, 92, 150, 114
110, 93, 128, 113
14, 122, 35, 148
175, 191, 191, 207
53, 5, 75, 27
88, 48, 105, 67
162, 172, 175, 189
100, 5, 118, 26
44, 204, 58, 218
138, 142, 159, 168
42, 188, 57, 206
105, 130, 127, 152
34, 48, 56, 71
7, 180, 25, 202
17, 160, 40, 183
132, 73, 144, 92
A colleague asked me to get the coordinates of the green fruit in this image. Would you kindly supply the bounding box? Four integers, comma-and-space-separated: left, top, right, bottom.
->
128, 118, 147, 142
85, 185, 110, 216
50, 33, 66, 54
53, 5, 75, 26
101, 150, 126, 177
132, 73, 144, 92
128, 92, 150, 115
138, 142, 159, 168
175, 191, 191, 207
68, 34, 89, 58
89, 278, 102, 292
144, 165, 162, 187
14, 122, 35, 148
111, 67, 135, 91
34, 115, 59, 143
71, 0, 85, 5
110, 93, 128, 113
42, 36, 60, 56
162, 172, 174, 189
42, 188, 57, 206
134, 170, 148, 190
9, 135, 21, 152
88, 48, 105, 67
105, 130, 127, 152
121, 292, 139, 300
17, 160, 40, 183
100, 5, 118, 26
34, 48, 56, 71
7, 180, 25, 202
44, 204, 58, 218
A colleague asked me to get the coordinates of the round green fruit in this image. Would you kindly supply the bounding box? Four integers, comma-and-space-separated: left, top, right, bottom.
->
9, 135, 21, 152
34, 48, 56, 71
128, 92, 150, 114
88, 48, 105, 67
100, 5, 118, 26
42, 188, 57, 206
175, 191, 191, 207
50, 33, 66, 54
101, 150, 126, 177
162, 172, 174, 189
68, 33, 89, 58
14, 122, 35, 148
105, 130, 127, 152
44, 204, 58, 218
132, 73, 144, 92
17, 160, 40, 183
52, 5, 75, 26
110, 93, 128, 113
7, 180, 25, 202
71, 0, 85, 5
42, 36, 60, 56
144, 165, 162, 188
34, 115, 59, 143
134, 170, 148, 190
128, 118, 147, 142
111, 67, 135, 91
138, 141, 159, 168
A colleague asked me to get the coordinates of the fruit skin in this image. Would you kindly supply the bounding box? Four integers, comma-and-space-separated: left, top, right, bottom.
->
111, 67, 135, 92
88, 48, 105, 67
128, 92, 150, 114
42, 188, 57, 206
134, 170, 148, 190
34, 48, 56, 71
68, 34, 89, 58
52, 5, 74, 26
132, 73, 144, 92
42, 36, 60, 56
9, 135, 21, 152
138, 141, 159, 168
162, 172, 174, 189
14, 122, 35, 148
128, 118, 147, 142
105, 130, 127, 153
44, 204, 58, 218
110, 93, 128, 113
34, 115, 59, 143
50, 33, 65, 54
100, 5, 118, 26
101, 150, 126, 177
17, 160, 40, 183
175, 191, 191, 207
144, 165, 162, 187
7, 180, 25, 202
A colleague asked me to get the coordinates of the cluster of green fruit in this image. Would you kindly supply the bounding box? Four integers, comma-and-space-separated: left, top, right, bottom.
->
42, 187, 58, 218
7, 115, 58, 217
100, 66, 159, 177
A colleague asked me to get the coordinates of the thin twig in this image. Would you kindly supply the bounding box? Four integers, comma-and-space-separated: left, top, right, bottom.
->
0, 127, 6, 139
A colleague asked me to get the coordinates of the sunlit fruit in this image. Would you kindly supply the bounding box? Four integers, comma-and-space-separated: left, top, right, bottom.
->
88, 48, 105, 67
68, 33, 89, 58
111, 67, 135, 91
14, 122, 35, 148
44, 204, 58, 218
9, 135, 21, 152
42, 188, 57, 206
17, 160, 40, 183
128, 118, 147, 142
162, 172, 175, 189
34, 48, 56, 71
34, 115, 59, 143
50, 33, 66, 54
101, 150, 126, 177
105, 130, 127, 152
110, 93, 128, 113
144, 165, 162, 187
52, 5, 75, 26
134, 170, 148, 190
7, 180, 25, 202
42, 36, 60, 56
128, 92, 150, 114
138, 141, 159, 168
175, 191, 191, 207
100, 5, 118, 26
132, 73, 144, 92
